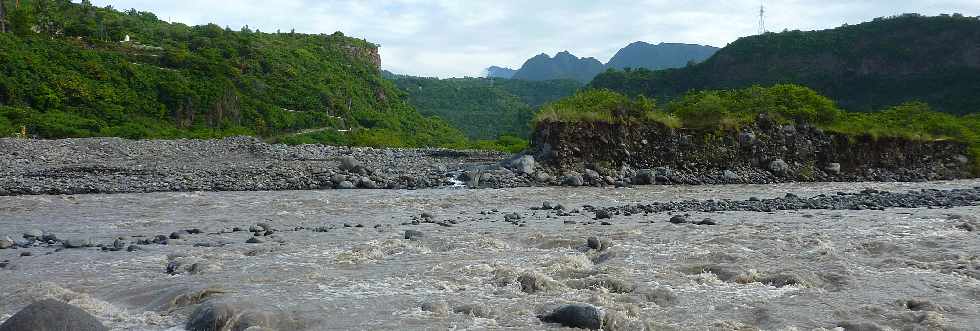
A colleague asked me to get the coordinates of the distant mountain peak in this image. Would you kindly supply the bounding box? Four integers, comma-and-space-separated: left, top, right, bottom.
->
501, 42, 720, 83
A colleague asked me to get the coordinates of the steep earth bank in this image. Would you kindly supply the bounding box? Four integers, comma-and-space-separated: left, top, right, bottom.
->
530, 116, 974, 186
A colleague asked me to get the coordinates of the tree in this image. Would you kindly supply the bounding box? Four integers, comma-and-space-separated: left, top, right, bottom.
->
1, 0, 6, 33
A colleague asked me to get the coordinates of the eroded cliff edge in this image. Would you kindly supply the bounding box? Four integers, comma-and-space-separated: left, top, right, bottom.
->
530, 116, 974, 185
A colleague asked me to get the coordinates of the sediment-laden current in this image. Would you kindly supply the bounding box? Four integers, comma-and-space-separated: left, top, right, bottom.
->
1, 181, 979, 330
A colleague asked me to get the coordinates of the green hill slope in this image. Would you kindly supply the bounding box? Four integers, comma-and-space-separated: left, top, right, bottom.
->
388, 75, 581, 140
590, 14, 980, 114
0, 0, 467, 148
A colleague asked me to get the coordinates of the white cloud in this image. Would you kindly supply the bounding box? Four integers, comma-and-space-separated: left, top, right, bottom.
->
90, 0, 980, 78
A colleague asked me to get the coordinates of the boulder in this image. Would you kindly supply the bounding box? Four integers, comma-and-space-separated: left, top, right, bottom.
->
769, 159, 789, 175
538, 304, 603, 330
185, 300, 301, 331
739, 131, 757, 145
62, 238, 91, 249
533, 171, 553, 183
825, 163, 842, 175
584, 169, 601, 181
404, 230, 424, 241
339, 156, 361, 172
0, 236, 12, 249
337, 181, 356, 190
722, 170, 739, 181
562, 173, 585, 187
632, 169, 655, 185
0, 299, 107, 331
510, 155, 536, 175
22, 229, 43, 240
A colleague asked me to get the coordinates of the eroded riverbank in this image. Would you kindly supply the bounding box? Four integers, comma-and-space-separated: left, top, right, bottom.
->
1, 181, 979, 330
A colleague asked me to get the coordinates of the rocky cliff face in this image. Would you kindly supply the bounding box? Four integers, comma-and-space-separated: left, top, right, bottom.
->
531, 116, 974, 185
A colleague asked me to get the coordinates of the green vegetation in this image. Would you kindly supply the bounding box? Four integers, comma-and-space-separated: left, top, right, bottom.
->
534, 89, 680, 128
0, 0, 470, 148
590, 14, 980, 115
538, 85, 980, 171
387, 75, 580, 140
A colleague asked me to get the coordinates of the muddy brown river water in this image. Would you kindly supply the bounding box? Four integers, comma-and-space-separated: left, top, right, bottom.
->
1, 181, 979, 330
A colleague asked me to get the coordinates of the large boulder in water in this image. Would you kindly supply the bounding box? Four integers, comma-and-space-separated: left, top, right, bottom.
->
0, 299, 107, 331
185, 300, 302, 331
538, 303, 603, 329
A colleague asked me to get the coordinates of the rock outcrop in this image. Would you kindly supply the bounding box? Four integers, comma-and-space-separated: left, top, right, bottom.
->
531, 116, 974, 184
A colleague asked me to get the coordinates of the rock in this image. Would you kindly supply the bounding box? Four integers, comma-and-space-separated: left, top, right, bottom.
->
632, 169, 655, 185
0, 237, 12, 249
587, 237, 602, 250
111, 239, 126, 251
358, 177, 377, 189
534, 171, 553, 183
404, 230, 424, 240
185, 300, 300, 331
825, 163, 842, 175
538, 304, 603, 330
246, 237, 264, 244
62, 238, 91, 249
562, 173, 585, 187
769, 159, 789, 175
420, 301, 449, 315
41, 232, 58, 242
339, 156, 361, 172
738, 131, 757, 145
595, 210, 612, 220
722, 170, 739, 181
337, 181, 356, 189
697, 218, 718, 226
0, 299, 108, 331
504, 213, 521, 221
957, 223, 976, 232
511, 155, 536, 175
669, 215, 688, 224
22, 229, 43, 240
584, 169, 601, 181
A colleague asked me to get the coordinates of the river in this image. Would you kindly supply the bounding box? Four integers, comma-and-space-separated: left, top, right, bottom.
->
1, 181, 979, 330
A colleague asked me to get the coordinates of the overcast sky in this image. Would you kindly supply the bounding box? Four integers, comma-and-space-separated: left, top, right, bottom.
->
88, 1, 979, 78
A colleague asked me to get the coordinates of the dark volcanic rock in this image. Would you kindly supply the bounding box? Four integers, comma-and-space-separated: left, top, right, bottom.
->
531, 119, 973, 184
404, 230, 424, 240
185, 300, 301, 331
0, 299, 107, 331
538, 304, 603, 330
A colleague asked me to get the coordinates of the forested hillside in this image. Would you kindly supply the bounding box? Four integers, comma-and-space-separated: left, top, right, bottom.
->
388, 75, 580, 140
591, 14, 980, 114
0, 0, 469, 148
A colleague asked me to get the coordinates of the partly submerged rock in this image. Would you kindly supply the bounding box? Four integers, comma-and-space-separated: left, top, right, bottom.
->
0, 299, 107, 331
538, 303, 603, 330
185, 300, 302, 331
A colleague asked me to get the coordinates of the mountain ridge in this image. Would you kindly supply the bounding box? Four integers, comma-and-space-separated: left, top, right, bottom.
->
502, 42, 718, 83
